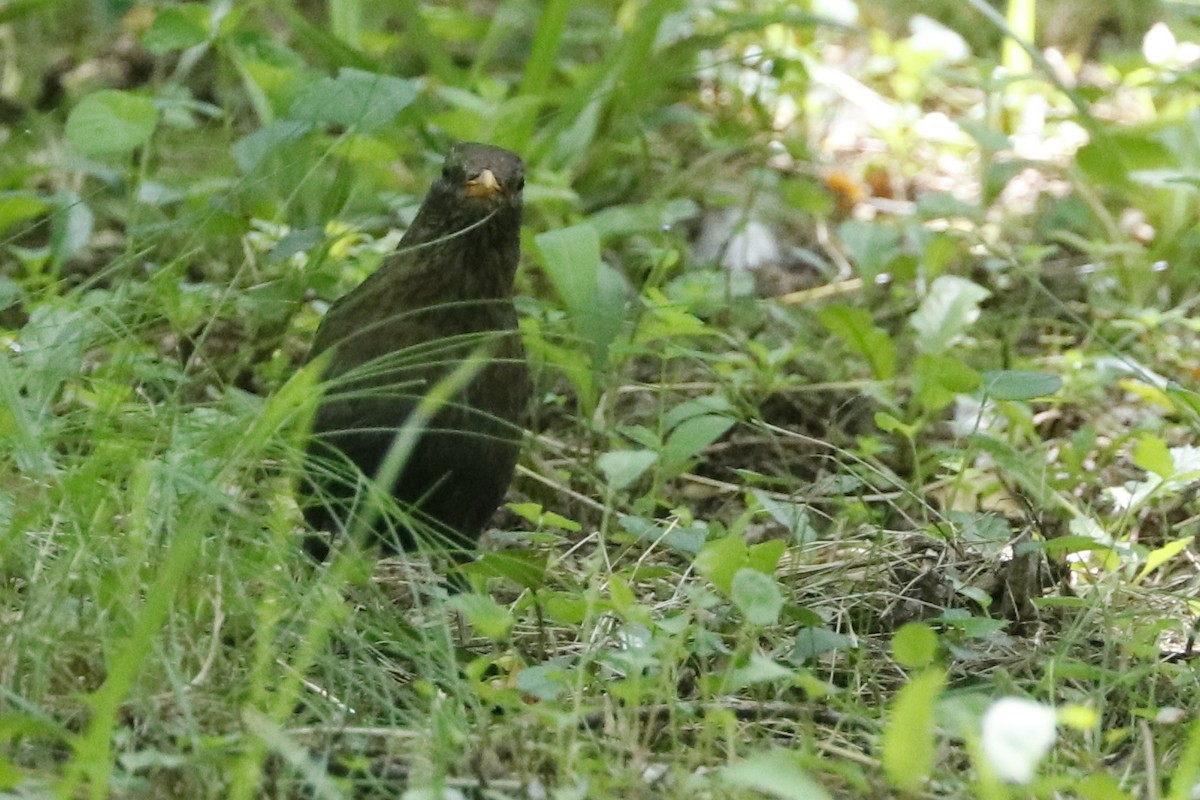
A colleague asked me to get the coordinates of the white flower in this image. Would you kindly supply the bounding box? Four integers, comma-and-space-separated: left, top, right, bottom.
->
981, 697, 1058, 783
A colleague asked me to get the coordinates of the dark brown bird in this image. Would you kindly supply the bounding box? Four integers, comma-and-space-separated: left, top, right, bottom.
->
301, 142, 530, 559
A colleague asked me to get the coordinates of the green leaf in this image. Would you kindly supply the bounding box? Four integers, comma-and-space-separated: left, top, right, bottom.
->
586, 198, 700, 240
1133, 434, 1173, 479
1135, 536, 1193, 584
981, 370, 1062, 401
818, 304, 896, 380
791, 627, 856, 663
915, 191, 981, 221
838, 220, 901, 280
721, 750, 831, 800
1077, 130, 1172, 187
910, 275, 990, 353
543, 593, 588, 625
50, 191, 93, 268
66, 90, 160, 156
447, 593, 513, 640
751, 490, 817, 545
515, 664, 569, 701
882, 668, 946, 792
660, 414, 735, 475
232, 120, 312, 172
731, 568, 782, 626
618, 515, 706, 554
746, 539, 787, 575
535, 222, 602, 304
914, 353, 981, 412
534, 223, 626, 372
461, 549, 549, 590
695, 535, 749, 594
731, 653, 794, 686
0, 192, 49, 236
874, 411, 916, 438
142, 6, 210, 54
288, 69, 418, 131
892, 623, 938, 668
597, 449, 657, 491
1077, 772, 1134, 800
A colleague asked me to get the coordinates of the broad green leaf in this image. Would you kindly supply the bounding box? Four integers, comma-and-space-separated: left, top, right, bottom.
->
751, 490, 817, 545
536, 222, 602, 303
232, 120, 312, 172
534, 223, 626, 371
662, 394, 734, 430
915, 191, 981, 221
892, 623, 938, 667
910, 275, 990, 353
838, 220, 901, 280
981, 370, 1062, 401
731, 568, 782, 626
447, 593, 512, 640
874, 411, 916, 438
791, 627, 856, 663
721, 750, 831, 800
883, 668, 946, 791
695, 535, 748, 593
543, 594, 588, 625
1077, 130, 1172, 186
587, 198, 699, 239
1077, 773, 1134, 800
462, 549, 549, 590
661, 414, 734, 475
914, 353, 981, 411
746, 539, 787, 575
1135, 536, 1193, 584
289, 69, 418, 131
1133, 434, 1173, 479
731, 653, 794, 686
66, 90, 160, 156
142, 6, 210, 54
50, 191, 93, 268
597, 449, 657, 490
0, 192, 49, 236
506, 502, 582, 532
607, 575, 637, 615
618, 515, 706, 554
818, 304, 896, 380
515, 664, 569, 701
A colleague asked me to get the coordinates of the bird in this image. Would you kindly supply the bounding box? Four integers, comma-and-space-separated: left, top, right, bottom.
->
300, 142, 531, 560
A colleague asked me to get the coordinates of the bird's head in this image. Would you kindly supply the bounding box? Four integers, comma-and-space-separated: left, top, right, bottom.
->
433, 142, 525, 217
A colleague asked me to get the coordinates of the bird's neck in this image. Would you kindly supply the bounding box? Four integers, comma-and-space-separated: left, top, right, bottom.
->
402, 208, 521, 302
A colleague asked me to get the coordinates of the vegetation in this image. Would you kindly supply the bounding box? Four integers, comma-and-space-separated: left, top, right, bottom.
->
2, 0, 1199, 797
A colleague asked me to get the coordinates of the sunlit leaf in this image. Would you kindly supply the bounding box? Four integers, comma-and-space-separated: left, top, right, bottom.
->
731, 568, 782, 626
66, 90, 160, 156
981, 370, 1062, 401
597, 449, 657, 490
883, 668, 946, 791
910, 275, 990, 353
447, 593, 513, 640
142, 6, 210, 54
721, 749, 831, 800
892, 623, 938, 668
289, 69, 418, 131
818, 304, 896, 380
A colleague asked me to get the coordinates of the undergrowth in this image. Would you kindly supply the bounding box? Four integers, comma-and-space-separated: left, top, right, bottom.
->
2, 1, 1200, 798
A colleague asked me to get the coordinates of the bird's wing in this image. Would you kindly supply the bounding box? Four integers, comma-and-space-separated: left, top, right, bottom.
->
309, 255, 421, 362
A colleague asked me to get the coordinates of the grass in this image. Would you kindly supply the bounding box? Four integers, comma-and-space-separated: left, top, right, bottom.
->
3, 0, 1200, 798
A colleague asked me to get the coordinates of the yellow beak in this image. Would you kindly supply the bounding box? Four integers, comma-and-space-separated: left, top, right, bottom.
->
465, 168, 502, 199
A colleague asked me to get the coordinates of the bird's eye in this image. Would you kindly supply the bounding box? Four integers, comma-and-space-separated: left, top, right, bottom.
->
516, 177, 525, 191
442, 165, 453, 179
